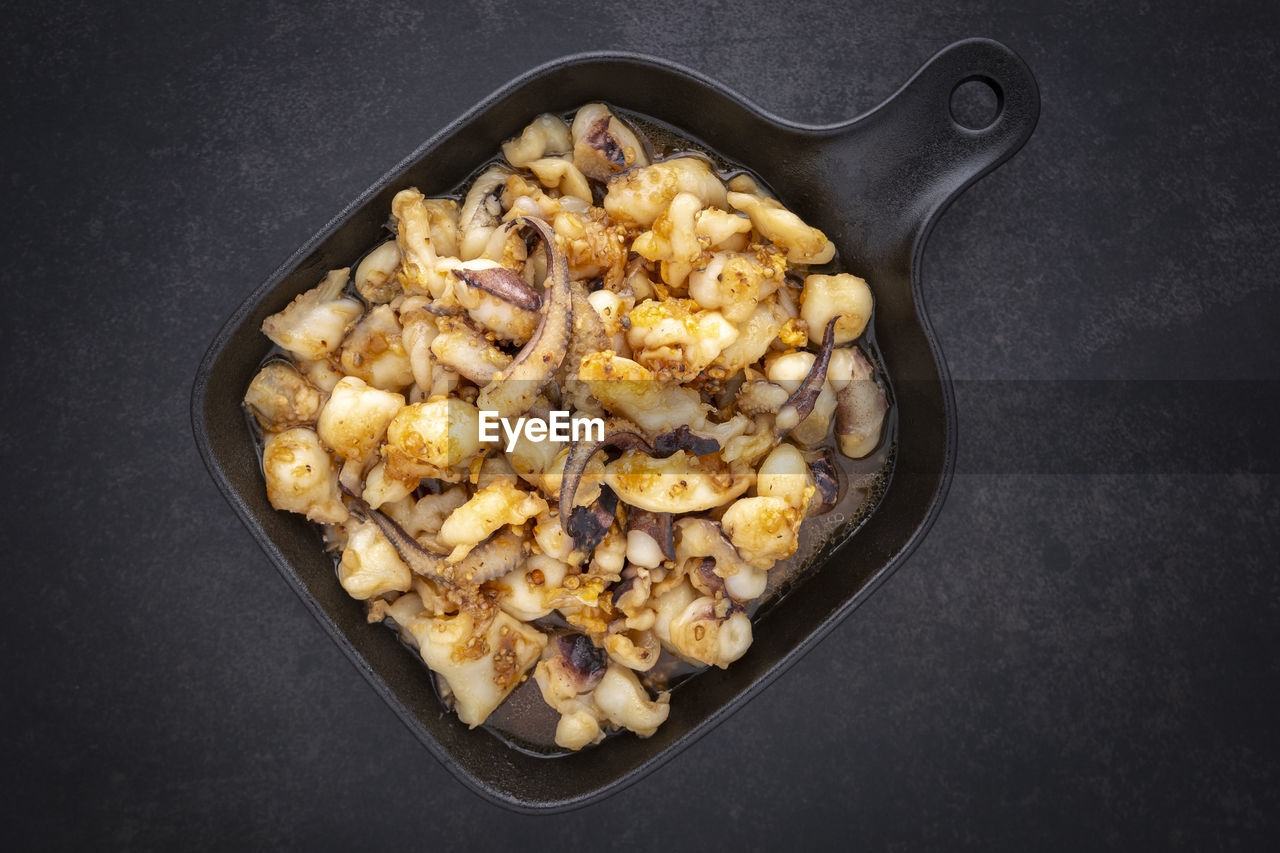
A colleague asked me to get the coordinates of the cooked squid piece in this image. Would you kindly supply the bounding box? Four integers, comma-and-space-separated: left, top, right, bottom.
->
502, 113, 572, 168
603, 156, 727, 227
261, 427, 348, 524
316, 376, 404, 466
384, 593, 546, 728
570, 103, 650, 180
429, 314, 513, 385
339, 304, 415, 392
626, 509, 674, 569
381, 396, 483, 484
339, 519, 413, 600
534, 632, 670, 750
392, 189, 461, 297
801, 273, 872, 345
354, 240, 403, 304
261, 268, 363, 361
726, 191, 835, 264
246, 100, 893, 746
459, 165, 513, 260
829, 345, 889, 458
244, 361, 325, 432
438, 478, 546, 563
474, 217, 573, 419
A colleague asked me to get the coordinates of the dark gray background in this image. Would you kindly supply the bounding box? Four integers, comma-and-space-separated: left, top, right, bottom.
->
3, 0, 1277, 849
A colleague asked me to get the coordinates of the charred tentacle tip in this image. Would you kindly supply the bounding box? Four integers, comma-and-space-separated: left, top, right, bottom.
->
565, 486, 619, 555
776, 315, 839, 434
652, 425, 720, 457
554, 632, 609, 692
452, 266, 542, 311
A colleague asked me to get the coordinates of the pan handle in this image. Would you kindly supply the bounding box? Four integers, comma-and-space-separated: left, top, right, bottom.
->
822, 38, 1040, 262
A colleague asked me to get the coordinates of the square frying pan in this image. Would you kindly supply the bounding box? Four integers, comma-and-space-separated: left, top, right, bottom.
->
192, 38, 1038, 811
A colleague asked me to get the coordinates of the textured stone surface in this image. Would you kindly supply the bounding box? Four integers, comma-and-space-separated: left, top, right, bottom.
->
2, 0, 1277, 848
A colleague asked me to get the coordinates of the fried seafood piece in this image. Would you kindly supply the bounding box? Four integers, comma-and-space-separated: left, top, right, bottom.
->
713, 441, 818, 573
315, 376, 404, 465
800, 273, 873, 346
244, 361, 325, 432
489, 553, 570, 621
392, 189, 461, 297
458, 165, 513, 261
527, 157, 593, 204
604, 449, 751, 514
755, 442, 819, 515
588, 518, 627, 577
502, 113, 572, 168
437, 478, 548, 563
296, 355, 345, 393
765, 350, 838, 447
381, 396, 483, 484
550, 209, 629, 287
718, 415, 780, 468
693, 205, 753, 252
428, 314, 513, 386
503, 419, 570, 496
354, 240, 403, 304
554, 280, 614, 416
532, 507, 575, 563
474, 217, 573, 421
828, 345, 889, 459
666, 593, 753, 668
632, 194, 756, 291
624, 510, 673, 571
650, 577, 753, 669
381, 486, 468, 552
735, 378, 790, 418
577, 350, 709, 436
338, 304, 415, 392
674, 516, 767, 602
500, 173, 584, 224
592, 665, 669, 736
360, 460, 414, 510
397, 297, 451, 398
338, 520, 413, 600
625, 297, 738, 380
450, 263, 541, 343
261, 268, 363, 361
586, 288, 632, 355
726, 191, 835, 265
603, 625, 661, 673
571, 103, 650, 181
721, 496, 806, 569
534, 633, 669, 750
686, 248, 784, 324
602, 156, 727, 228
711, 298, 790, 375
631, 192, 705, 287
384, 593, 547, 728
261, 427, 348, 524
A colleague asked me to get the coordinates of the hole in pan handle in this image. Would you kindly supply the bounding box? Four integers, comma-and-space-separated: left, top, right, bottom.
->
822, 38, 1040, 262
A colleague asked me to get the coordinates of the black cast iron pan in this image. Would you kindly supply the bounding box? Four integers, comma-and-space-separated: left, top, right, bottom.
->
192, 38, 1038, 812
